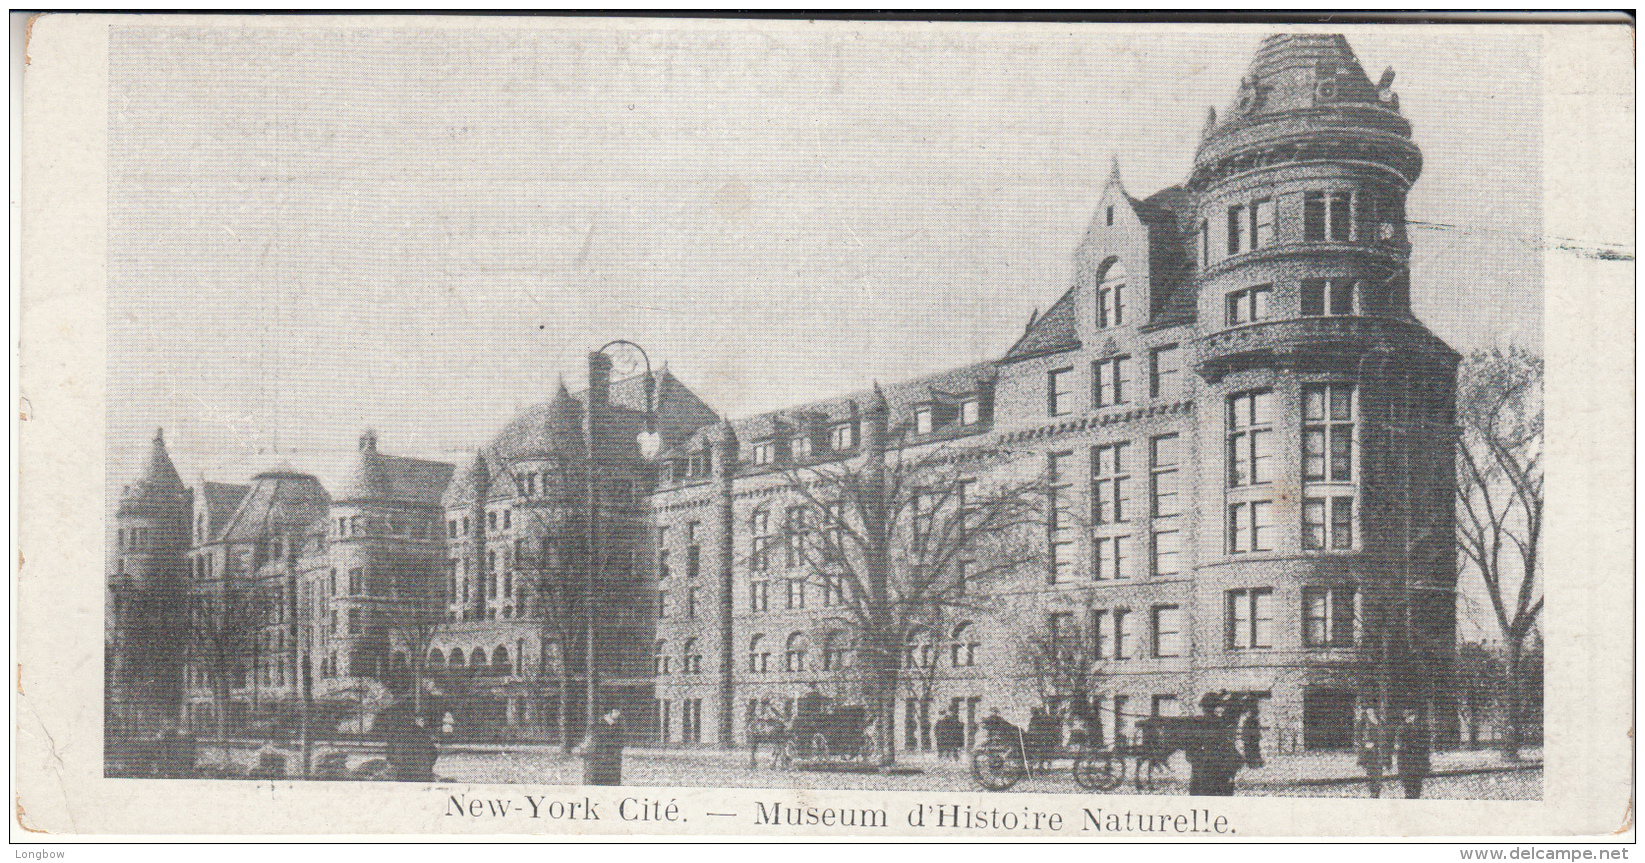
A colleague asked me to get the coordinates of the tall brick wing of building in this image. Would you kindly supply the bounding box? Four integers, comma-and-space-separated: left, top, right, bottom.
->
1188, 33, 1459, 749
107, 429, 193, 774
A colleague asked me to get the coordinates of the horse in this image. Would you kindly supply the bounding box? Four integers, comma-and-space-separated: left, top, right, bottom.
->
747, 713, 791, 768
1129, 692, 1264, 793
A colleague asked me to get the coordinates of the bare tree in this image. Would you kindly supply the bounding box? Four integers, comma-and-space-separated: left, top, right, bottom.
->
771, 387, 1046, 765
1016, 613, 1105, 717
185, 581, 268, 766
1456, 346, 1543, 759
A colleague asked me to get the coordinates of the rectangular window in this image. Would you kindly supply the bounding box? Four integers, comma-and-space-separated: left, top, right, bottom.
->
785, 579, 806, 610
1153, 605, 1185, 657
1199, 219, 1211, 268
1303, 586, 1357, 647
1225, 285, 1272, 325
1226, 588, 1274, 649
791, 435, 812, 460
1302, 278, 1357, 316
1090, 609, 1109, 660
749, 581, 769, 613
1149, 345, 1181, 400
1099, 281, 1124, 328
1303, 499, 1327, 550
1304, 191, 1354, 241
1227, 390, 1275, 487
1048, 367, 1076, 417
831, 423, 856, 451
1091, 443, 1128, 525
1252, 198, 1275, 248
960, 399, 981, 426
657, 549, 671, 581
687, 587, 699, 619
1150, 433, 1183, 577
1330, 496, 1355, 549
1095, 536, 1127, 580
1114, 609, 1133, 660
1048, 451, 1077, 583
753, 442, 773, 466
915, 407, 934, 435
686, 544, 700, 579
1227, 204, 1248, 254
1228, 501, 1273, 553
1303, 384, 1356, 483
657, 591, 669, 618
1094, 356, 1130, 408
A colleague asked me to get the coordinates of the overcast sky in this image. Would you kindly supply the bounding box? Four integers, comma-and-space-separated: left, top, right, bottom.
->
107, 21, 1546, 510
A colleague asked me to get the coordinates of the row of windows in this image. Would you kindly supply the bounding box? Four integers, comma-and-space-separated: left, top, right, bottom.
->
1049, 434, 1184, 583
115, 526, 157, 551
715, 625, 982, 676
1225, 278, 1390, 327
446, 508, 514, 539
1199, 189, 1400, 267
654, 698, 706, 744
1047, 344, 1182, 417
1044, 587, 1357, 659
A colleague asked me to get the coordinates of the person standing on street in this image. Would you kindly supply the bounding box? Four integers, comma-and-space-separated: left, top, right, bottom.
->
1396, 708, 1432, 799
934, 708, 963, 760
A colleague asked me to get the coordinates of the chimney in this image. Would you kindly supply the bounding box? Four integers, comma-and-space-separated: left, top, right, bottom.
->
586, 352, 612, 410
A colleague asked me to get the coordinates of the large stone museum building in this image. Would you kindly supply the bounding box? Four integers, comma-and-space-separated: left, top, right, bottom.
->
108, 33, 1460, 761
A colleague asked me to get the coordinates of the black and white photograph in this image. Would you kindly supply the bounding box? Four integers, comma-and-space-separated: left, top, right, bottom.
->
15, 14, 1633, 840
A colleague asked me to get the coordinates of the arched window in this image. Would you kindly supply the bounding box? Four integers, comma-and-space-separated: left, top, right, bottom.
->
1098, 261, 1126, 329
653, 640, 670, 676
492, 646, 510, 673
951, 622, 980, 667
682, 638, 701, 675
784, 632, 810, 673
748, 634, 768, 674
469, 648, 486, 667
429, 649, 445, 667
820, 631, 853, 670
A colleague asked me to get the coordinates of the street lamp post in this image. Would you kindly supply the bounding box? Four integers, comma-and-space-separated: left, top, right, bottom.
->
582, 340, 661, 746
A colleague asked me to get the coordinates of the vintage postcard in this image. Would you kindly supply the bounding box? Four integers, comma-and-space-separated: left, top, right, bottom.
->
14, 14, 1633, 840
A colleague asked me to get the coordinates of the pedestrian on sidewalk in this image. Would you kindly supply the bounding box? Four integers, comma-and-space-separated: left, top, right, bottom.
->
1356, 705, 1389, 797
934, 708, 963, 760
1396, 708, 1432, 799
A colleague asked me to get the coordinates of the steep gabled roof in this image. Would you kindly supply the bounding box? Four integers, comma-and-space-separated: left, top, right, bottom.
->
1001, 287, 1080, 363
217, 469, 331, 543
195, 481, 250, 542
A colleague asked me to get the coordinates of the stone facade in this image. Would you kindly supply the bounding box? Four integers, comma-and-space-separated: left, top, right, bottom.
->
109, 33, 1459, 755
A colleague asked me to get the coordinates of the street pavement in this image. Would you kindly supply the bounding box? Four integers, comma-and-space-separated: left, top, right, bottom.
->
428, 743, 1541, 799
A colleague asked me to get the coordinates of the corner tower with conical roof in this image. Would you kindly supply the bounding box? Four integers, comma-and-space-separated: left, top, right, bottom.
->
1187, 33, 1459, 746
107, 429, 192, 773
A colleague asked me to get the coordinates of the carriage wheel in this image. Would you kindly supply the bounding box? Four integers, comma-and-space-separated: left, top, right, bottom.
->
1072, 751, 1124, 792
1137, 757, 1171, 791
971, 748, 1025, 791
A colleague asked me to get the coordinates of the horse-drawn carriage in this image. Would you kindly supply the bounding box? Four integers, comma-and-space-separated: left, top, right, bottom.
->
750, 700, 874, 767
970, 692, 1265, 793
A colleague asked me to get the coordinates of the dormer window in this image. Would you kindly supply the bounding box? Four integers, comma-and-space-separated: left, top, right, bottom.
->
914, 407, 934, 435
960, 399, 981, 426
790, 435, 812, 461
831, 423, 856, 451
1098, 264, 1126, 328
753, 441, 774, 466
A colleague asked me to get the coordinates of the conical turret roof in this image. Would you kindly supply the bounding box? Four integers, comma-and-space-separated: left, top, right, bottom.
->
118, 429, 187, 514
1193, 33, 1418, 186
